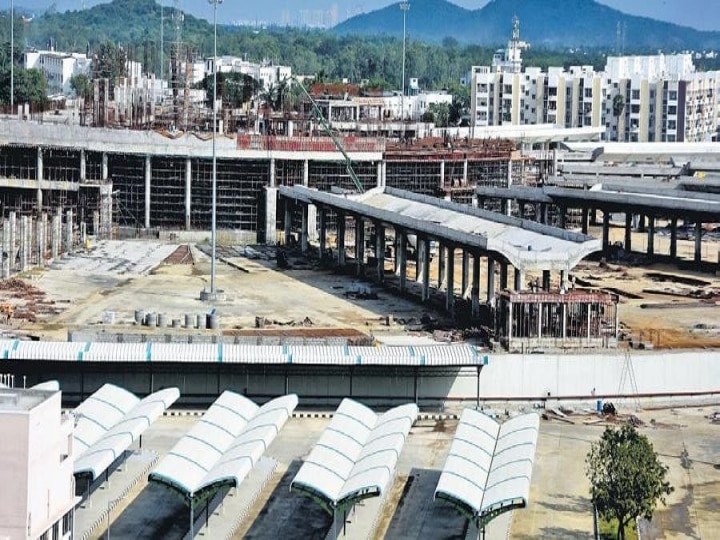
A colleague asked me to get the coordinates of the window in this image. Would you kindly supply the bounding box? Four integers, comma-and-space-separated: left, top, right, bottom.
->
631, 89, 640, 100
631, 104, 640, 114
668, 120, 676, 130
669, 90, 678, 100
585, 88, 593, 98
668, 105, 677, 115
62, 511, 73, 535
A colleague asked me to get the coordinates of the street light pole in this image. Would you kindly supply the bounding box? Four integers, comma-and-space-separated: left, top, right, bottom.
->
400, 1, 409, 127
10, 0, 14, 113
208, 0, 222, 299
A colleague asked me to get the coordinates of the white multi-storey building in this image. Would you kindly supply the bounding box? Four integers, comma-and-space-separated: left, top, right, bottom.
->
0, 387, 76, 540
468, 20, 720, 142
203, 57, 292, 90
24, 49, 91, 96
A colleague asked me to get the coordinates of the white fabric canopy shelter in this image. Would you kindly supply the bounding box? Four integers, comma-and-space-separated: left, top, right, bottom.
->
290, 398, 418, 513
434, 409, 540, 528
74, 387, 180, 479
149, 391, 298, 502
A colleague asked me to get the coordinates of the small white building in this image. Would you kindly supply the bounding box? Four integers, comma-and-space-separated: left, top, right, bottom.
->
0, 387, 76, 540
204, 56, 292, 90
24, 49, 90, 96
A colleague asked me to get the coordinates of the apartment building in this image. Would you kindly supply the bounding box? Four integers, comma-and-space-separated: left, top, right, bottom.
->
24, 50, 91, 96
468, 20, 720, 142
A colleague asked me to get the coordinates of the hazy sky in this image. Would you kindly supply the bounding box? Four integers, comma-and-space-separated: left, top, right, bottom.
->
19, 1, 720, 32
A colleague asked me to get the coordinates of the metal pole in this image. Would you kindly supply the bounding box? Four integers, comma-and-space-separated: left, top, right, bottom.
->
190, 498, 194, 539
209, 0, 223, 297
400, 2, 409, 127
10, 0, 14, 113
160, 0, 164, 82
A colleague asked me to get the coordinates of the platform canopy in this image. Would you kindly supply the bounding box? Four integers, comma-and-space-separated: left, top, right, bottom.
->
280, 185, 600, 272
149, 391, 298, 504
290, 398, 418, 513
434, 409, 540, 528
73, 384, 180, 479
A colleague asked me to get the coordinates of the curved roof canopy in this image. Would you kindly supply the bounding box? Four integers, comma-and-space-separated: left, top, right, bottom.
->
73, 384, 180, 479
149, 391, 298, 503
280, 185, 600, 272
290, 398, 418, 513
434, 409, 539, 528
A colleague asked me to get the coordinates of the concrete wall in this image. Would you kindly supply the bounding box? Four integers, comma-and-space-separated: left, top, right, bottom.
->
4, 350, 720, 408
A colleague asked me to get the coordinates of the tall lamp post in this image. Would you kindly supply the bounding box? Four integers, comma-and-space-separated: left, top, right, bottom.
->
400, 1, 409, 126
10, 0, 14, 113
202, 0, 223, 303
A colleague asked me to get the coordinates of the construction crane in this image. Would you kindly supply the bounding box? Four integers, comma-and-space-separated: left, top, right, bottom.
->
291, 76, 365, 194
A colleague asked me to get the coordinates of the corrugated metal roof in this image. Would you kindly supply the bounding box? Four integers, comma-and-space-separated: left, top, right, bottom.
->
434, 410, 539, 527
291, 398, 417, 509
74, 387, 179, 479
0, 340, 485, 367
149, 392, 297, 498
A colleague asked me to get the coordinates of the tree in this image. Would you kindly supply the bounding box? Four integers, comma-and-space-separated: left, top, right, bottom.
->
425, 102, 450, 127
612, 94, 625, 118
70, 73, 92, 98
586, 424, 673, 540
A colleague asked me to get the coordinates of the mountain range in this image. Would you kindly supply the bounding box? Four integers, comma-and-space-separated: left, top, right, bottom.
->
334, 0, 720, 50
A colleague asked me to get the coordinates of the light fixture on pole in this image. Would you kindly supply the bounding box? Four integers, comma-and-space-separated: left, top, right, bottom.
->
10, 0, 14, 113
400, 1, 409, 126
201, 0, 223, 303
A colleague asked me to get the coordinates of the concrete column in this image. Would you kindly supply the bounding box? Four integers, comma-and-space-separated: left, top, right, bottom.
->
647, 216, 655, 257
382, 161, 387, 187
670, 217, 678, 259
471, 252, 481, 317
92, 211, 99, 238
283, 204, 292, 245
560, 270, 569, 292
562, 304, 568, 339
51, 214, 59, 260
514, 267, 524, 291
602, 211, 610, 254
8, 212, 16, 272
542, 270, 551, 291
144, 155, 151, 229
537, 302, 542, 339
100, 185, 113, 240
487, 258, 496, 304
539, 203, 547, 225
303, 160, 309, 187
102, 152, 108, 180
264, 187, 278, 245
65, 209, 73, 253
355, 217, 365, 276
472, 194, 478, 208
461, 250, 469, 298
438, 242, 445, 289
415, 237, 424, 282
440, 161, 445, 189
587, 304, 592, 339
695, 222, 703, 263
499, 261, 508, 290
638, 214, 646, 233
269, 157, 276, 188
300, 205, 309, 254
507, 301, 513, 340
558, 205, 566, 229
80, 222, 87, 247
337, 212, 346, 266
463, 159, 468, 184
581, 207, 589, 234
445, 245, 455, 312
307, 205, 318, 243
80, 149, 86, 180
375, 222, 385, 283
36, 188, 42, 214
19, 216, 27, 272
36, 217, 43, 265
376, 162, 382, 188
40, 213, 47, 265
2, 221, 9, 279
397, 229, 407, 292
37, 147, 43, 181
624, 212, 633, 252
421, 237, 430, 302
185, 157, 192, 231
318, 207, 327, 258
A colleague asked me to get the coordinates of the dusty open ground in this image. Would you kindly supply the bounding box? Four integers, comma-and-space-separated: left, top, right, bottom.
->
0, 236, 718, 348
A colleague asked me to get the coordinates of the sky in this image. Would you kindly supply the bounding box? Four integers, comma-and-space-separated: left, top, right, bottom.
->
17, 0, 720, 32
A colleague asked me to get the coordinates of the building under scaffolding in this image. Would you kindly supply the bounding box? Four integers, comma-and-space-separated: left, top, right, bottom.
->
496, 289, 619, 351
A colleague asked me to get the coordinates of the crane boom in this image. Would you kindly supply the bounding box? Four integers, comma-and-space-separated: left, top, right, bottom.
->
292, 77, 365, 194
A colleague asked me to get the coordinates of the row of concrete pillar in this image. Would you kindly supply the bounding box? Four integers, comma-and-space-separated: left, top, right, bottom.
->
1, 209, 79, 279
284, 203, 570, 317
